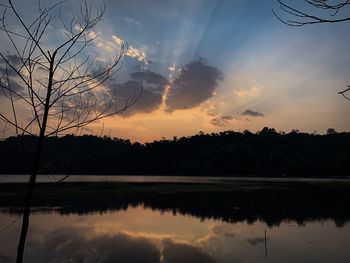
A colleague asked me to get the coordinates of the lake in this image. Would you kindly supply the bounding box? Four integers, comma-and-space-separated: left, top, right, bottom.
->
1, 205, 350, 263
1, 174, 349, 183
1, 177, 350, 262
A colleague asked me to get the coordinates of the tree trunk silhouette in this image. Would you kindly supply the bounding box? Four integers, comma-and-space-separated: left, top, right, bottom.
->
16, 135, 43, 263
0, 1, 142, 262
16, 51, 56, 263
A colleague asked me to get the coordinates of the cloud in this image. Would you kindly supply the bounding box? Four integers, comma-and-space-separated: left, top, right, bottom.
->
89, 33, 148, 65
162, 240, 215, 263
37, 66, 49, 73
13, 227, 216, 263
241, 109, 264, 117
131, 70, 168, 87
0, 66, 14, 78
0, 54, 25, 96
168, 64, 177, 72
106, 70, 168, 116
165, 59, 223, 112
24, 229, 161, 263
112, 34, 124, 46
0, 82, 23, 95
246, 237, 269, 246
115, 80, 161, 115
124, 17, 141, 25
210, 115, 234, 127
0, 54, 21, 76
212, 224, 237, 238
234, 86, 263, 98
63, 58, 222, 118
210, 112, 257, 127
126, 46, 148, 64
1, 54, 22, 66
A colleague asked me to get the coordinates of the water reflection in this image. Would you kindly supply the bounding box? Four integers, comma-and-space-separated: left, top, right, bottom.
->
4, 185, 350, 227
1, 183, 350, 262
1, 206, 350, 262
26, 229, 161, 263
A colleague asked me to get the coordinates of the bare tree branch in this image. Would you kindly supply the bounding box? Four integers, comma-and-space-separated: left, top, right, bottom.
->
0, 1, 142, 262
273, 0, 350, 99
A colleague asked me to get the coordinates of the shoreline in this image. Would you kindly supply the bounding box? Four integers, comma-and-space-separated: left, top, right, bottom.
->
0, 174, 349, 184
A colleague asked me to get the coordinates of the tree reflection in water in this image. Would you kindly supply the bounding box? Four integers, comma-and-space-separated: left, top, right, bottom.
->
1, 183, 350, 262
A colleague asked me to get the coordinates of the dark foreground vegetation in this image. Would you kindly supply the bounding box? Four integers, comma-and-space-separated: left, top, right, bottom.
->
0, 127, 349, 177
1, 181, 350, 227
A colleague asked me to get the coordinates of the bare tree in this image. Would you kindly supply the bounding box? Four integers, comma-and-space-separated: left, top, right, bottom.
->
0, 1, 142, 262
273, 0, 350, 100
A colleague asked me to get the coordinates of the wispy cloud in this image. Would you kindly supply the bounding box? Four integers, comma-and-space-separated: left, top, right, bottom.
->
87, 32, 148, 66
112, 35, 124, 46
126, 46, 148, 65
234, 86, 264, 98
210, 115, 235, 127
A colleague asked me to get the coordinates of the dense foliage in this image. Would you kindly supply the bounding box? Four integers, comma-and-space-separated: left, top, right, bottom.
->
0, 127, 349, 177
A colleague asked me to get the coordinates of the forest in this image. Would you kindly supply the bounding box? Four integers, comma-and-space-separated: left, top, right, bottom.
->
0, 127, 349, 177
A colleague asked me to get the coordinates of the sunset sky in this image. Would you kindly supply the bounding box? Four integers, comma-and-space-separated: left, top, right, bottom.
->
0, 0, 349, 142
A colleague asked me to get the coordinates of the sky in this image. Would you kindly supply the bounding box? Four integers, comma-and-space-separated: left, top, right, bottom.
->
0, 0, 350, 142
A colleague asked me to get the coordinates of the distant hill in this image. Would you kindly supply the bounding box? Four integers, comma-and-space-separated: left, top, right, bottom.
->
0, 128, 349, 177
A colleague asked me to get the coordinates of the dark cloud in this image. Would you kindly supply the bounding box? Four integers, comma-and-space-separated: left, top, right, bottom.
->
106, 70, 169, 116
131, 70, 168, 86
241, 109, 264, 117
162, 240, 215, 263
111, 79, 163, 116
5, 82, 23, 94
0, 54, 26, 96
93, 59, 222, 116
0, 54, 21, 66
24, 228, 161, 263
210, 118, 223, 126
166, 59, 223, 112
0, 55, 23, 78
210, 113, 255, 126
6, 227, 217, 263
111, 80, 143, 98
0, 65, 16, 78
5, 54, 22, 66
0, 66, 7, 75
0, 76, 24, 97
246, 237, 269, 246
210, 115, 234, 127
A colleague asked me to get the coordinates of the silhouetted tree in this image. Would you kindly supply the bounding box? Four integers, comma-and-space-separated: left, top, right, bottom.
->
273, 0, 350, 99
327, 128, 337, 134
1, 129, 349, 177
0, 1, 142, 262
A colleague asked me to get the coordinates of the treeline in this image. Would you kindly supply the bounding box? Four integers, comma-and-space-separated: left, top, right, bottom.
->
0, 127, 349, 177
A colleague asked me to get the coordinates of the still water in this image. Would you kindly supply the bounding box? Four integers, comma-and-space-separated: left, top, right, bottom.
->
1, 205, 350, 263
1, 175, 349, 183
